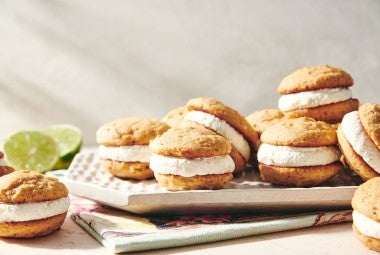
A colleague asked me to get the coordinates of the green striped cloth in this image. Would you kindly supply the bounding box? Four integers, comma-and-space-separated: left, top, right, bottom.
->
71, 196, 352, 254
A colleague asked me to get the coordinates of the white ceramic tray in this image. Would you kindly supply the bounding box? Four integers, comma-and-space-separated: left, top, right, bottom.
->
48, 150, 361, 215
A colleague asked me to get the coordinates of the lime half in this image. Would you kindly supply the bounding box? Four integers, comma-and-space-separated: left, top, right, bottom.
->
3, 131, 59, 172
43, 124, 82, 169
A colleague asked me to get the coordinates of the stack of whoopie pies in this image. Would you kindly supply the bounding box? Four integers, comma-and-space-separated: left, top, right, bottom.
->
90, 64, 377, 251
96, 64, 379, 192
97, 98, 259, 191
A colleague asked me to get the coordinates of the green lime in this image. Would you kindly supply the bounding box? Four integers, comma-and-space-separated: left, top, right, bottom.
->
3, 131, 59, 172
43, 124, 82, 169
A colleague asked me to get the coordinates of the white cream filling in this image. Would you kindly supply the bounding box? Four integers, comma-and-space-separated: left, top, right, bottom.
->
0, 159, 7, 167
353, 210, 380, 239
257, 143, 340, 167
184, 111, 251, 161
341, 111, 380, 173
149, 154, 235, 177
278, 87, 352, 111
0, 196, 70, 223
98, 145, 150, 163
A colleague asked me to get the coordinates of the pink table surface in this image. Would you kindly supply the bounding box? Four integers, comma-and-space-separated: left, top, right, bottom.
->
0, 213, 376, 255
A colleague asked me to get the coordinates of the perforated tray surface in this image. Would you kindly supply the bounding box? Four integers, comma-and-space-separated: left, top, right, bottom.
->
48, 150, 361, 215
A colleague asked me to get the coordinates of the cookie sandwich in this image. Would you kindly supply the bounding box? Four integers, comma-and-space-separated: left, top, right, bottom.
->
246, 108, 287, 138
337, 103, 380, 180
0, 171, 69, 238
257, 117, 342, 187
161, 106, 188, 127
184, 97, 259, 173
0, 151, 14, 177
278, 65, 359, 123
149, 125, 235, 191
96, 118, 169, 180
351, 177, 380, 252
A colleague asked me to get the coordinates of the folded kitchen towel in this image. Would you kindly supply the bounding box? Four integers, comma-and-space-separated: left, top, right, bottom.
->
70, 196, 352, 253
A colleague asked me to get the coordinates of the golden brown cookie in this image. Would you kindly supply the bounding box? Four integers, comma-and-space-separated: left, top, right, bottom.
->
337, 125, 378, 180
101, 160, 153, 180
359, 103, 380, 150
0, 213, 67, 238
149, 126, 235, 191
278, 65, 353, 94
284, 99, 359, 124
149, 126, 232, 159
96, 117, 169, 146
96, 118, 169, 180
0, 170, 68, 203
351, 177, 380, 252
186, 97, 259, 150
246, 108, 286, 136
258, 162, 342, 187
154, 173, 232, 191
352, 177, 380, 221
260, 117, 337, 147
0, 171, 69, 238
229, 146, 247, 174
353, 225, 380, 252
257, 117, 342, 187
161, 106, 188, 127
278, 65, 358, 123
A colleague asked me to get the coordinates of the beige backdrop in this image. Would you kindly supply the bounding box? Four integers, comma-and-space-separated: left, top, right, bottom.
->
0, 0, 379, 145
